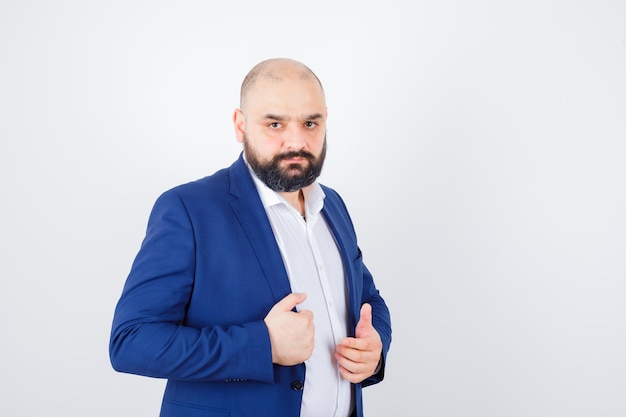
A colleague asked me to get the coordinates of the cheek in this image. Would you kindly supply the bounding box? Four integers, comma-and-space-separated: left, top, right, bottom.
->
310, 135, 326, 153
249, 138, 282, 160
265, 142, 285, 157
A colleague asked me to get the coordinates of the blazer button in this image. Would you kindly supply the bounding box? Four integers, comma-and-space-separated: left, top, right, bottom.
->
291, 380, 304, 391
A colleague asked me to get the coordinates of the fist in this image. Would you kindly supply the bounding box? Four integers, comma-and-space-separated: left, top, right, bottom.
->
264, 293, 315, 366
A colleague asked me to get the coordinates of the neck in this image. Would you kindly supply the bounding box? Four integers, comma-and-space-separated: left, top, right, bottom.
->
279, 189, 306, 216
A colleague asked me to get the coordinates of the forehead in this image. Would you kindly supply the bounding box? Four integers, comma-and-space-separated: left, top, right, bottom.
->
245, 71, 326, 116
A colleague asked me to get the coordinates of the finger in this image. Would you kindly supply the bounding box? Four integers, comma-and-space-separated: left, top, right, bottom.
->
337, 336, 367, 351
274, 292, 307, 312
338, 366, 360, 383
336, 343, 364, 364
335, 353, 370, 383
359, 303, 372, 325
298, 309, 314, 320
336, 346, 380, 381
355, 303, 373, 338
338, 365, 369, 384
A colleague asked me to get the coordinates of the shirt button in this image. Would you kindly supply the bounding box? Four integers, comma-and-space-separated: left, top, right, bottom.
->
291, 380, 304, 391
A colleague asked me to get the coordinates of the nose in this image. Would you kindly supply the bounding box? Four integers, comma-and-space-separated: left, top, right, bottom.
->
283, 125, 307, 150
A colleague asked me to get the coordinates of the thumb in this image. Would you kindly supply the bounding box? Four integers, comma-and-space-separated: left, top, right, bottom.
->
275, 292, 307, 312
355, 303, 373, 338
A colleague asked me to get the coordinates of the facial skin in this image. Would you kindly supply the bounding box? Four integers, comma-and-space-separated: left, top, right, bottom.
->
233, 58, 328, 197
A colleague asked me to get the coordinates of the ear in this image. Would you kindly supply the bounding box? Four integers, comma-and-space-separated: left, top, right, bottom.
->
233, 108, 246, 143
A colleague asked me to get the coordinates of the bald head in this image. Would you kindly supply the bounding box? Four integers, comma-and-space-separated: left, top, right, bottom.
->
239, 58, 324, 112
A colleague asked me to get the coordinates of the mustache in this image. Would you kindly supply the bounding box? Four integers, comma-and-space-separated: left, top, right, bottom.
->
275, 150, 316, 162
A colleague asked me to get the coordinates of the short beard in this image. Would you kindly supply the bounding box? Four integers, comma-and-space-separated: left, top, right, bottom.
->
245, 135, 327, 192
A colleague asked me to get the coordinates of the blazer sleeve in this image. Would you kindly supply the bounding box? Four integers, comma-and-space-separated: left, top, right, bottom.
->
359, 262, 392, 388
109, 190, 274, 383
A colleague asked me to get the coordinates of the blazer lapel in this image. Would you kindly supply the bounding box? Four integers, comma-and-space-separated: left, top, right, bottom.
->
320, 193, 361, 329
228, 155, 292, 303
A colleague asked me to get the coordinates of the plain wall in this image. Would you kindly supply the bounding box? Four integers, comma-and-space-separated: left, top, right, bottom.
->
1, 1, 625, 416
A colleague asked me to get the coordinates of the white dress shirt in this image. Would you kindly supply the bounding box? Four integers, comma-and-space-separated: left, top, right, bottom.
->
248, 166, 353, 417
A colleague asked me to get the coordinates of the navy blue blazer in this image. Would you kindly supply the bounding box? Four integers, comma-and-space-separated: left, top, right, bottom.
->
110, 154, 392, 417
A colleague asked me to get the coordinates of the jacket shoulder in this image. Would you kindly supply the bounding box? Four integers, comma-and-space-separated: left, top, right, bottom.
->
173, 167, 229, 194
156, 167, 231, 207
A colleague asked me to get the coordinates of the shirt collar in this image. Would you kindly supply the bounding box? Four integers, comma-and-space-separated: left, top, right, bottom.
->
244, 154, 326, 216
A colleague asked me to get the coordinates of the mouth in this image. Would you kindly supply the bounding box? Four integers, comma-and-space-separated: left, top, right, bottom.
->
280, 150, 313, 160
282, 156, 306, 163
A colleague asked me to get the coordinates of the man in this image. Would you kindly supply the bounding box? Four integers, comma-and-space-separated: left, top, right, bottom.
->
110, 58, 392, 417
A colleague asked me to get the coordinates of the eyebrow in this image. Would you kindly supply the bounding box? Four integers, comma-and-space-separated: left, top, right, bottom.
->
263, 113, 325, 121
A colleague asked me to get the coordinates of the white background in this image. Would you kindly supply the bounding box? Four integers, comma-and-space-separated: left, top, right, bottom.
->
1, 1, 625, 416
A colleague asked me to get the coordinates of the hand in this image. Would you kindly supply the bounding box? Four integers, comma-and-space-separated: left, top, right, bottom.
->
264, 293, 315, 366
335, 303, 383, 383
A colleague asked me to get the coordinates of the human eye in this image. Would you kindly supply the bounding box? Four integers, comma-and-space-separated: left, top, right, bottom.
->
304, 121, 318, 129
268, 122, 282, 129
